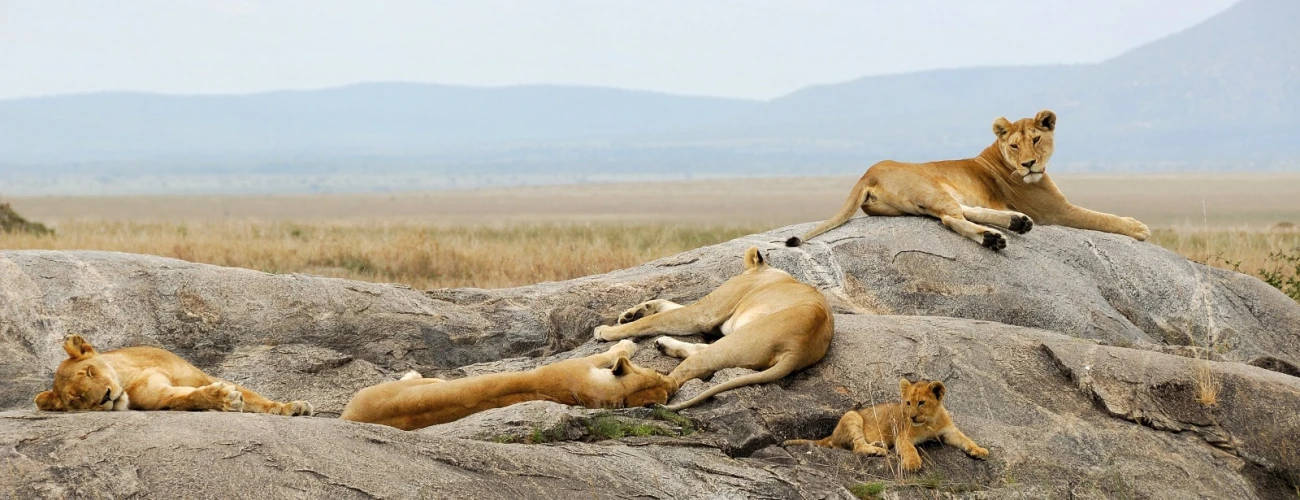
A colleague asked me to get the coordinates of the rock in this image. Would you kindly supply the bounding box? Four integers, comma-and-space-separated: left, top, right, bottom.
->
2, 218, 1299, 498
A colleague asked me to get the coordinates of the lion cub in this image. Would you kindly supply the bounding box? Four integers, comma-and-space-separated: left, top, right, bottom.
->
784, 378, 987, 471
35, 334, 313, 416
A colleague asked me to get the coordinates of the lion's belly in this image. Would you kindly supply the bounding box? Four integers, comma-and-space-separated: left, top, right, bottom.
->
940, 184, 1004, 210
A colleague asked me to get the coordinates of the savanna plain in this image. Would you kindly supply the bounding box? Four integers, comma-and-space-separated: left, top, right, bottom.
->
3, 174, 1299, 297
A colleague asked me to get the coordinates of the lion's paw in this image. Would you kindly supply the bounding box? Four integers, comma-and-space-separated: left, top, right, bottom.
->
981, 230, 1007, 251
967, 445, 989, 460
1126, 218, 1151, 241
852, 444, 888, 457
594, 325, 619, 341
203, 383, 243, 412
901, 455, 923, 471
1009, 214, 1034, 234
617, 301, 660, 325
287, 400, 314, 417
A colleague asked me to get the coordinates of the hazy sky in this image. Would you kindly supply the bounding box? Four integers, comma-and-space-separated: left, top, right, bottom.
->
0, 0, 1241, 100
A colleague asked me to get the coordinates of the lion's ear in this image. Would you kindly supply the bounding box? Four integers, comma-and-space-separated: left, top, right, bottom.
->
34, 391, 64, 411
611, 357, 631, 377
63, 335, 96, 360
899, 377, 912, 395
743, 247, 764, 269
1035, 110, 1057, 132
992, 117, 1012, 139
928, 381, 946, 401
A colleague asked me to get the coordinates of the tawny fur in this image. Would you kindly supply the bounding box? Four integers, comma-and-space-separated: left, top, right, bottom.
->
784, 378, 988, 471
594, 247, 834, 410
340, 340, 676, 430
787, 110, 1150, 250
34, 334, 313, 416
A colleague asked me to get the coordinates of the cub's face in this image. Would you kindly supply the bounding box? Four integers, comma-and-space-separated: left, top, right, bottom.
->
992, 110, 1057, 184
610, 357, 678, 408
34, 335, 129, 412
899, 378, 946, 427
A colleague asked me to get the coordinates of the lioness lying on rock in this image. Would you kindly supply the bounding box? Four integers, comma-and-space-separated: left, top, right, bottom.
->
35, 334, 313, 416
341, 339, 676, 430
784, 378, 987, 471
787, 110, 1150, 250
594, 247, 833, 410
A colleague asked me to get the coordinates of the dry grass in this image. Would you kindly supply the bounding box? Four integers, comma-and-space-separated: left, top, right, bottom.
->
1193, 360, 1219, 407
1149, 226, 1300, 281
0, 221, 764, 289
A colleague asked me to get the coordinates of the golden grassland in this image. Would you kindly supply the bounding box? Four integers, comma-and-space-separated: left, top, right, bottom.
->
1, 220, 1297, 291
3, 174, 1299, 291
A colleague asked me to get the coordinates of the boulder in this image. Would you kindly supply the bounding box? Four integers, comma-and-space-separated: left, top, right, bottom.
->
2, 218, 1299, 498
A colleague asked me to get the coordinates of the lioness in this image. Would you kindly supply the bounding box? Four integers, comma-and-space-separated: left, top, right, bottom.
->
784, 378, 987, 471
594, 247, 833, 411
340, 339, 676, 430
35, 334, 313, 416
786, 110, 1150, 250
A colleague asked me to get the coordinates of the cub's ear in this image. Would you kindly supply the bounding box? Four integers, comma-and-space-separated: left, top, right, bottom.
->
1035, 110, 1057, 131
611, 357, 632, 377
929, 381, 947, 401
992, 117, 1013, 138
899, 377, 912, 394
34, 390, 64, 411
63, 334, 96, 360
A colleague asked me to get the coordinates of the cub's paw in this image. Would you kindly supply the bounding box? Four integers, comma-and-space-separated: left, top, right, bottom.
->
967, 445, 989, 460
1009, 214, 1034, 234
286, 400, 314, 417
981, 230, 1007, 251
1126, 218, 1151, 241
203, 383, 244, 412
852, 443, 888, 457
901, 455, 923, 471
594, 325, 619, 341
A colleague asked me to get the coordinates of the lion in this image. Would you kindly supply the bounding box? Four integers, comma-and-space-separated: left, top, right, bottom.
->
34, 334, 313, 416
593, 247, 833, 411
340, 339, 677, 430
786, 110, 1150, 250
783, 378, 987, 471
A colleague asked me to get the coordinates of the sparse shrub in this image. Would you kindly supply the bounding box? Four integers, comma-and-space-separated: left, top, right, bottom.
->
1257, 248, 1300, 301
0, 202, 53, 236
1194, 359, 1219, 407
848, 482, 886, 499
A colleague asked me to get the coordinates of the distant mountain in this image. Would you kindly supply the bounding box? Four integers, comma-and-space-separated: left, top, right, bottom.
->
0, 0, 1295, 187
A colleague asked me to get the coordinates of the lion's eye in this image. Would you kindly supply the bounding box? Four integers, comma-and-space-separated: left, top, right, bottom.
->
905, 402, 911, 406
1009, 144, 1018, 150
1033, 136, 1040, 144
918, 401, 925, 406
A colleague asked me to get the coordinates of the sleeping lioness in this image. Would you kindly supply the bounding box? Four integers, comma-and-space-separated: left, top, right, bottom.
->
35, 334, 313, 416
783, 378, 987, 471
340, 339, 676, 430
594, 247, 833, 410
786, 110, 1150, 250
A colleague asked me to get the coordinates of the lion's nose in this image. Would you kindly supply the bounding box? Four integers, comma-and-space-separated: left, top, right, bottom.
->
101, 391, 113, 405
1020, 159, 1036, 168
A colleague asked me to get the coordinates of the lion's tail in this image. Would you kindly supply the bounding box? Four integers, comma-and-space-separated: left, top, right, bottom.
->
665, 354, 804, 411
786, 178, 872, 247
782, 437, 834, 447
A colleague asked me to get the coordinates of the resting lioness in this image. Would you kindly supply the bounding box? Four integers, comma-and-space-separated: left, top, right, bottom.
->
594, 247, 833, 410
35, 334, 313, 416
340, 339, 676, 430
786, 110, 1150, 250
784, 378, 987, 471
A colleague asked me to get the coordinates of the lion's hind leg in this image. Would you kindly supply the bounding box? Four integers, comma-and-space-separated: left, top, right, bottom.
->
961, 205, 1033, 234
655, 337, 708, 359
618, 299, 685, 324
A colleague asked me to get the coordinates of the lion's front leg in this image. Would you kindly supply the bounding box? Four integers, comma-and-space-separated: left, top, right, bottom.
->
595, 301, 720, 341
961, 205, 1033, 234
940, 428, 988, 460
129, 374, 244, 412
1053, 205, 1150, 241
234, 384, 314, 416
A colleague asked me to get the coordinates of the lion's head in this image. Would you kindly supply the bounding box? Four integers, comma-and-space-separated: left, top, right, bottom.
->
608, 357, 679, 408
899, 378, 946, 427
34, 335, 129, 412
992, 110, 1056, 184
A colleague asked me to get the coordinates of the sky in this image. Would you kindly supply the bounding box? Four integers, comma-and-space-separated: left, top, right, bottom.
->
0, 0, 1242, 101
